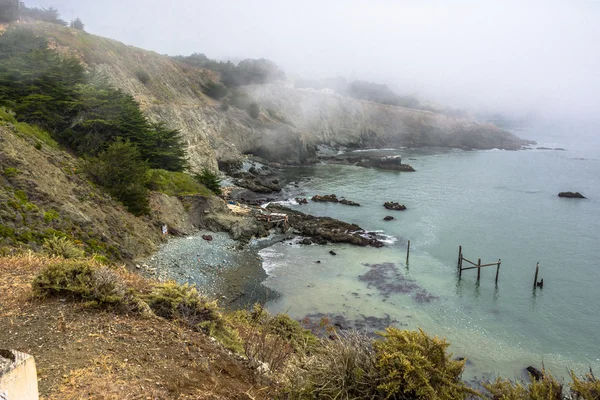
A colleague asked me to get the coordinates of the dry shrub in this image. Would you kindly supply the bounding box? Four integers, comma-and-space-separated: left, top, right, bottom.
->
484, 369, 563, 400
145, 281, 242, 352
32, 260, 145, 312
243, 322, 294, 374
234, 305, 298, 374
283, 330, 380, 399
570, 369, 600, 400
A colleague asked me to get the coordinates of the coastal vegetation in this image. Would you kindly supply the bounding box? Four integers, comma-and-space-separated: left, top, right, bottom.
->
0, 5, 594, 400
0, 25, 190, 215
173, 53, 286, 88
194, 168, 222, 196
2, 252, 599, 399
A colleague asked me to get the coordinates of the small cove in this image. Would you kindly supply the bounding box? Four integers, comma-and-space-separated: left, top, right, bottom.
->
150, 140, 600, 381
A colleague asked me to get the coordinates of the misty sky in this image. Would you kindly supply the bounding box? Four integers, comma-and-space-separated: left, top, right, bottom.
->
28, 0, 600, 123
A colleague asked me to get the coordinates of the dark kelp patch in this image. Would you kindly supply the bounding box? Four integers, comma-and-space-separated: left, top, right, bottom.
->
358, 262, 438, 303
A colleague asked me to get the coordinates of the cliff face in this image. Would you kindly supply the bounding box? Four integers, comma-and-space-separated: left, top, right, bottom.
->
30, 22, 528, 169
244, 85, 528, 158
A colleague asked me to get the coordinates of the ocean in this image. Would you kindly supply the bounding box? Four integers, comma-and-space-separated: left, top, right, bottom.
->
259, 128, 600, 381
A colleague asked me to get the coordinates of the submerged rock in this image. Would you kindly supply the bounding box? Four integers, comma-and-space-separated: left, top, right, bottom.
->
558, 191, 586, 199
359, 262, 438, 302
383, 216, 395, 221
384, 201, 407, 211
302, 312, 403, 336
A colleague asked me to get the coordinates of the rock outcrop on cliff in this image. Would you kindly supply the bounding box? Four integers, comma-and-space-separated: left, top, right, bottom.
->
27, 22, 530, 170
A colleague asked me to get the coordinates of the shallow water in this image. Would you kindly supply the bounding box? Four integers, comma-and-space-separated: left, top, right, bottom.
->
260, 141, 600, 380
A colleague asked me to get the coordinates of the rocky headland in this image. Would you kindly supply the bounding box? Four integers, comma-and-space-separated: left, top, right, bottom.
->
26, 21, 533, 173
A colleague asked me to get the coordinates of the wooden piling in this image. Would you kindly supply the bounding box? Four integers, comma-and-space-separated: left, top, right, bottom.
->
477, 258, 481, 280
495, 259, 501, 284
457, 245, 462, 268
406, 240, 410, 266
533, 262, 539, 289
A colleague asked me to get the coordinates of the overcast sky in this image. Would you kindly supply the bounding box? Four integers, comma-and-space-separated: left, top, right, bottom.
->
28, 0, 600, 123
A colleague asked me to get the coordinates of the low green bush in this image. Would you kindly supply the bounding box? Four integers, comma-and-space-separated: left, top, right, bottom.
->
135, 69, 151, 84
2, 167, 19, 178
43, 235, 85, 259
147, 169, 212, 197
32, 261, 150, 313
43, 210, 60, 223
374, 328, 476, 399
33, 262, 119, 304
202, 80, 228, 100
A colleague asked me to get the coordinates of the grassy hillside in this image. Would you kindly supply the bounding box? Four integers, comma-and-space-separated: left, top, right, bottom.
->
0, 115, 161, 260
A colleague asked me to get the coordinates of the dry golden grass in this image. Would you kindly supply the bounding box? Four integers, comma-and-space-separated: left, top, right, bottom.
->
0, 253, 274, 400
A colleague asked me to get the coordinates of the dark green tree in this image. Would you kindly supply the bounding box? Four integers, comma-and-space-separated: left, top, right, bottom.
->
195, 168, 221, 195
0, 29, 85, 131
85, 139, 150, 215
141, 122, 188, 171
21, 5, 66, 25
247, 102, 260, 119
70, 17, 84, 31
0, 0, 20, 22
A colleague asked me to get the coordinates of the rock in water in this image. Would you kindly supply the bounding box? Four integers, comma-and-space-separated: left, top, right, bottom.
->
558, 191, 586, 199
525, 366, 543, 381
356, 156, 416, 172
339, 199, 360, 206
295, 197, 308, 205
329, 250, 337, 256
311, 194, 360, 206
202, 234, 213, 241
383, 216, 395, 221
312, 194, 339, 203
384, 202, 407, 211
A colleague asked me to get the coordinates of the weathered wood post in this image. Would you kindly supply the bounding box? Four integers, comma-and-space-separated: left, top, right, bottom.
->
495, 259, 501, 284
477, 258, 481, 280
533, 262, 539, 289
457, 245, 462, 268
406, 240, 410, 266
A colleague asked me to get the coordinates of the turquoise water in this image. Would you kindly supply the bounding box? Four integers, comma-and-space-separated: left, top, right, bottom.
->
260, 140, 600, 380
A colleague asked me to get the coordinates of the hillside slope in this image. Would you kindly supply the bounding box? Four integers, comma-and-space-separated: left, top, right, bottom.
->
26, 22, 528, 169
0, 122, 162, 260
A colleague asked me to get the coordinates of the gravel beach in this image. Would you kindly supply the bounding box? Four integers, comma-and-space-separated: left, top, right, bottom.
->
140, 230, 286, 309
